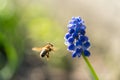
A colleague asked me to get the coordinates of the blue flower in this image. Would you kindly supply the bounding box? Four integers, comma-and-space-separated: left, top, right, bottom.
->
64, 17, 91, 58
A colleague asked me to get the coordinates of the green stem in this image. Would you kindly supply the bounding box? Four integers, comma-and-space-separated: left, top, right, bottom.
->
82, 53, 99, 80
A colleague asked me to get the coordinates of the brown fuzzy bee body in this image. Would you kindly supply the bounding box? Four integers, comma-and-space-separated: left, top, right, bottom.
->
32, 43, 54, 59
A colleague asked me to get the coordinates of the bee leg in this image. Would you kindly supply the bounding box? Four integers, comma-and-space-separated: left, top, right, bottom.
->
46, 53, 50, 60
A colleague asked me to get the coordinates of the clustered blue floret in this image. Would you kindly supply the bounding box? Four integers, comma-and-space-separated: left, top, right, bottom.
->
64, 17, 91, 58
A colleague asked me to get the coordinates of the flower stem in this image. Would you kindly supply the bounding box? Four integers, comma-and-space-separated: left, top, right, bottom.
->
82, 53, 99, 80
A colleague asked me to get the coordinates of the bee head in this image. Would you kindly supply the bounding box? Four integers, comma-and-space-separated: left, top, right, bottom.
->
48, 43, 53, 47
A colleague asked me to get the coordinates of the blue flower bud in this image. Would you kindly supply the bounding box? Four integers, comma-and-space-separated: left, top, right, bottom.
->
74, 48, 82, 57
76, 40, 82, 46
76, 48, 82, 54
84, 41, 90, 48
69, 29, 75, 34
65, 33, 71, 39
68, 44, 75, 51
68, 37, 74, 43
81, 25, 86, 30
84, 50, 90, 56
80, 29, 86, 35
80, 36, 88, 42
76, 17, 81, 22
76, 26, 81, 33
72, 52, 77, 58
72, 17, 75, 20
67, 24, 75, 29
72, 32, 78, 39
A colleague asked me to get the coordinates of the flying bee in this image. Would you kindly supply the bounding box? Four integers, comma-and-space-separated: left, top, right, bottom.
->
32, 43, 54, 59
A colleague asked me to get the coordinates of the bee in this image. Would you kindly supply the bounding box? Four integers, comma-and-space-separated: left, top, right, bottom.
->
32, 43, 54, 59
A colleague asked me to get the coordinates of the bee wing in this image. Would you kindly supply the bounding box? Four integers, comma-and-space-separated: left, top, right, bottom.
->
52, 47, 58, 51
32, 47, 42, 52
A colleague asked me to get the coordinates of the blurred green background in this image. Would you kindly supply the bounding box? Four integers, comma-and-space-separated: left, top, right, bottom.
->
0, 0, 120, 80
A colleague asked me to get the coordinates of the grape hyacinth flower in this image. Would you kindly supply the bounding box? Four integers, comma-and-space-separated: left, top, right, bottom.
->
64, 17, 91, 58
64, 17, 99, 80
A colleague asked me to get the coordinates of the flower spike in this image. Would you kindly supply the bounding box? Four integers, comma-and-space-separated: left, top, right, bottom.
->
64, 17, 91, 58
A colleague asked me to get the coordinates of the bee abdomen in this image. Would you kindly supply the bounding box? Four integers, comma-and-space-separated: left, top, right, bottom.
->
40, 49, 48, 57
